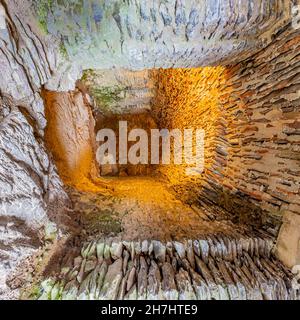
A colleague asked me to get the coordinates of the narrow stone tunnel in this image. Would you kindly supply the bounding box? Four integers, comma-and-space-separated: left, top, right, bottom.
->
0, 0, 300, 300
42, 69, 230, 241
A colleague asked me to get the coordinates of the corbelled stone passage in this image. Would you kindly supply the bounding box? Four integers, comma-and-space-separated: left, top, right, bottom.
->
82, 69, 159, 177
0, 0, 299, 300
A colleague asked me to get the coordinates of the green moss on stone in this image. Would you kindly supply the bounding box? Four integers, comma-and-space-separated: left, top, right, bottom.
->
81, 70, 127, 113
81, 69, 96, 82
91, 86, 124, 110
35, 0, 54, 34
28, 285, 42, 300
59, 42, 69, 59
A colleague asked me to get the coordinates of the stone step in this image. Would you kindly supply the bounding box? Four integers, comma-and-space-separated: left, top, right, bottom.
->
124, 88, 154, 102
117, 97, 152, 107
84, 69, 156, 90
112, 86, 154, 112
114, 103, 152, 113
34, 237, 299, 300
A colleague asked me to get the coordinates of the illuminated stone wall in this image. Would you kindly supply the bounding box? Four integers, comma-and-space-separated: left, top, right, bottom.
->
222, 28, 300, 267
154, 27, 300, 228
217, 28, 300, 229
152, 67, 227, 203
43, 89, 100, 191
152, 28, 300, 267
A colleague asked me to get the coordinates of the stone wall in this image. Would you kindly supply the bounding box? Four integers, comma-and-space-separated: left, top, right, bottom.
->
154, 28, 300, 218
222, 27, 300, 267
0, 1, 68, 297
220, 28, 300, 220
152, 67, 228, 204
152, 27, 300, 266
43, 89, 99, 190
0, 0, 68, 229
0, 96, 66, 229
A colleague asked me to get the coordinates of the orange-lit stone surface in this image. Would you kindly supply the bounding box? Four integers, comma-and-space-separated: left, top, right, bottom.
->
152, 66, 227, 204
43, 89, 101, 191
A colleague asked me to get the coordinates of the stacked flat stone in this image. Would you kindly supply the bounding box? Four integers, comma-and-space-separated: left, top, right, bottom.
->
36, 236, 299, 300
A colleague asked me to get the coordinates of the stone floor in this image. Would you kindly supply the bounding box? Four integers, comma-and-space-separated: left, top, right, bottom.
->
69, 176, 259, 242
25, 176, 299, 300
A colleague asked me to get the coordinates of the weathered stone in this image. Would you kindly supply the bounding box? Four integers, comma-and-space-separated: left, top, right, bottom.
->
148, 242, 154, 256
30, 0, 291, 74
217, 261, 239, 300
84, 259, 97, 274
103, 243, 111, 260
152, 241, 166, 263
99, 259, 123, 300
89, 264, 101, 299
208, 258, 230, 300
78, 272, 92, 300
166, 242, 174, 258
77, 259, 86, 284
38, 279, 55, 300
126, 266, 137, 292
117, 272, 129, 300
195, 256, 220, 300
173, 241, 186, 259
96, 262, 108, 299
44, 222, 58, 241
193, 240, 201, 257
137, 257, 148, 300
43, 89, 98, 188
0, 106, 65, 229
276, 212, 300, 268
123, 241, 135, 260
187, 240, 196, 269
198, 240, 209, 263
2, 0, 300, 301
134, 241, 142, 256
175, 268, 196, 300
36, 236, 299, 300
190, 268, 211, 300
124, 284, 137, 300
141, 240, 149, 254
62, 280, 78, 300
147, 260, 162, 300
81, 243, 90, 259
110, 242, 123, 260
96, 242, 105, 261
161, 262, 178, 300
123, 250, 130, 275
